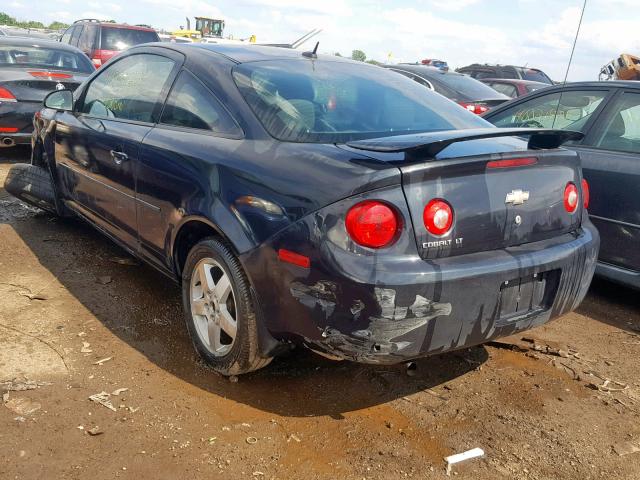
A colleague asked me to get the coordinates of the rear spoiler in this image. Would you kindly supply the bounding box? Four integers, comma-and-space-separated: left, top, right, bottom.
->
346, 128, 584, 159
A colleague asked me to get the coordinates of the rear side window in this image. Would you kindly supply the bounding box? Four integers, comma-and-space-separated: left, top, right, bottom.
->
160, 70, 241, 135
81, 53, 175, 123
70, 25, 82, 46
595, 92, 640, 153
61, 26, 73, 44
77, 24, 97, 54
487, 90, 607, 131
100, 27, 159, 51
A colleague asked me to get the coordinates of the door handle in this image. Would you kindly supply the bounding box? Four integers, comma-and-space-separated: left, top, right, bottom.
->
110, 149, 128, 165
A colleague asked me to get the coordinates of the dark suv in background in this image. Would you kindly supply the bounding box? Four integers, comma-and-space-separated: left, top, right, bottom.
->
457, 63, 554, 84
60, 19, 159, 68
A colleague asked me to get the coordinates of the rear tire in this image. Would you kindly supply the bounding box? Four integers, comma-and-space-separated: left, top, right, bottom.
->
181, 238, 272, 375
3, 163, 57, 215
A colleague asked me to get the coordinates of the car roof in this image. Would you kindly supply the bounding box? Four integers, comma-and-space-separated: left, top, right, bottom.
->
460, 64, 542, 71
73, 20, 155, 32
384, 64, 463, 77
480, 78, 549, 87
0, 36, 84, 52
544, 80, 640, 89
151, 43, 357, 64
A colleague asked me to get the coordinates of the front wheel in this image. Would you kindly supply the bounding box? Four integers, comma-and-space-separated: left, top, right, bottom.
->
181, 238, 272, 375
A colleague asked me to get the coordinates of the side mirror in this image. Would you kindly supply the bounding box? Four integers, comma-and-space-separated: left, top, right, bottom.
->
44, 89, 73, 111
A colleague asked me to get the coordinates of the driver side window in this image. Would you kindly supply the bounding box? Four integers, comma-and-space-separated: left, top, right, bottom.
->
489, 90, 607, 132
81, 54, 175, 123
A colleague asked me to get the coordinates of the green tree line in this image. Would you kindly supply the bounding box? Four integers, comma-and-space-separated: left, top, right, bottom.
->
0, 11, 68, 30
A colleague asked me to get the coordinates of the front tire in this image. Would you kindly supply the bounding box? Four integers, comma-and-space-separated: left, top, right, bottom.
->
3, 163, 57, 215
181, 238, 272, 375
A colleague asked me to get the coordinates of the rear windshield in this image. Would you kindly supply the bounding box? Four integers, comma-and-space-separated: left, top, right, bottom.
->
0, 43, 94, 73
517, 68, 552, 84
233, 60, 490, 143
434, 73, 509, 100
100, 27, 159, 51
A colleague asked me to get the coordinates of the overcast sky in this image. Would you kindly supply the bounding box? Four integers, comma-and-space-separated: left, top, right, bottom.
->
7, 0, 640, 81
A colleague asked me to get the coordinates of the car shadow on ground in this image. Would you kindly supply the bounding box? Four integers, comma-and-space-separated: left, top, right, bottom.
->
577, 277, 640, 334
6, 209, 487, 418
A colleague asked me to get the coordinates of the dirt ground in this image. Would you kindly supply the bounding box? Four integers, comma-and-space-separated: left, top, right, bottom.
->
1, 147, 639, 480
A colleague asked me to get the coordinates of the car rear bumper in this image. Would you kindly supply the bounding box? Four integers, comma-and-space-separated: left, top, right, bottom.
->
0, 101, 37, 147
244, 220, 599, 364
596, 261, 640, 290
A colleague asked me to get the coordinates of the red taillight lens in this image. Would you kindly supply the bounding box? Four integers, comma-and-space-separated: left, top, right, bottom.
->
458, 102, 489, 115
92, 57, 103, 68
423, 199, 454, 236
0, 86, 17, 102
487, 157, 537, 169
345, 200, 399, 249
28, 71, 72, 79
581, 178, 590, 209
278, 249, 310, 268
0, 127, 18, 133
564, 182, 579, 213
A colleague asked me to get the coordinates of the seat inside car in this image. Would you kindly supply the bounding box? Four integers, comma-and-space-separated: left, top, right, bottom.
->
599, 112, 634, 151
275, 76, 316, 130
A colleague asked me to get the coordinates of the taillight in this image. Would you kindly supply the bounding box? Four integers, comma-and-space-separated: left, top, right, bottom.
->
458, 102, 489, 115
345, 200, 400, 248
0, 127, 18, 133
0, 86, 17, 103
28, 71, 72, 79
564, 182, 579, 213
423, 199, 454, 236
92, 57, 103, 68
487, 157, 537, 169
581, 179, 590, 209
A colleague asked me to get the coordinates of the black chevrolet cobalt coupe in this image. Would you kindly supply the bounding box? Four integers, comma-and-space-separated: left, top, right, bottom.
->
21, 44, 598, 375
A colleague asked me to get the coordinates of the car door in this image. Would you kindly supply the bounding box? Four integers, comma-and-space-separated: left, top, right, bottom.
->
575, 90, 640, 272
53, 51, 181, 249
136, 69, 244, 272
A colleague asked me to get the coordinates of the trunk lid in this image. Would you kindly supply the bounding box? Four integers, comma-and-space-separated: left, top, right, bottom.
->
346, 128, 586, 259
0, 69, 89, 102
400, 150, 583, 259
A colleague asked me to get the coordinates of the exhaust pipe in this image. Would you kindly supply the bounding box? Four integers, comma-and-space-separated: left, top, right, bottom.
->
1, 137, 15, 147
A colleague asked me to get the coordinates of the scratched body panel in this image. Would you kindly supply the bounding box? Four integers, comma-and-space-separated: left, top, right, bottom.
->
241, 180, 599, 364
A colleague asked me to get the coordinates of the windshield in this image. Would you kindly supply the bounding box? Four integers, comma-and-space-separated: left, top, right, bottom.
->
233, 60, 490, 143
0, 43, 94, 73
435, 73, 509, 100
100, 27, 159, 51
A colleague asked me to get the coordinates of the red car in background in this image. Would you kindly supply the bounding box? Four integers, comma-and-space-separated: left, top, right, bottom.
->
480, 78, 550, 98
60, 19, 159, 68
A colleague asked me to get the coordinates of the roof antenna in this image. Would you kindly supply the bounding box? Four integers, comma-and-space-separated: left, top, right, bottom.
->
552, 0, 587, 128
302, 41, 319, 59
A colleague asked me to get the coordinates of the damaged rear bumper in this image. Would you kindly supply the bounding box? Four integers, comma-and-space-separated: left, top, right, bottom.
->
242, 215, 599, 364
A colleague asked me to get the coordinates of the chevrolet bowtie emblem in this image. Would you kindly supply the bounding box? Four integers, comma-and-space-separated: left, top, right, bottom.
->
505, 189, 530, 205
